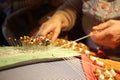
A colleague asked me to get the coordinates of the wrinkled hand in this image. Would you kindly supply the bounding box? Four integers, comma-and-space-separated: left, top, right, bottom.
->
90, 20, 120, 49
36, 12, 69, 42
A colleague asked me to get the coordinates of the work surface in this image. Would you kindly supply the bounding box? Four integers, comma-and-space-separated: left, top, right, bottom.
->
0, 58, 86, 80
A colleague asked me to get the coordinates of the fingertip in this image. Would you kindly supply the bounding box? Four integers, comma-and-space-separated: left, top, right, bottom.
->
37, 27, 51, 37
39, 30, 47, 36
89, 31, 98, 37
92, 26, 99, 30
89, 32, 93, 37
51, 34, 58, 43
51, 38, 55, 43
93, 26, 98, 28
51, 30, 60, 43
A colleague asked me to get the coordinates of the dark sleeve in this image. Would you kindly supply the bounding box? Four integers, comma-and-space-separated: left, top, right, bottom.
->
59, 0, 83, 15
58, 0, 83, 27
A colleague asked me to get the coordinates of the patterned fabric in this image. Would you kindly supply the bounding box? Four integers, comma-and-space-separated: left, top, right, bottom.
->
82, 0, 120, 34
59, 0, 120, 33
82, 0, 120, 60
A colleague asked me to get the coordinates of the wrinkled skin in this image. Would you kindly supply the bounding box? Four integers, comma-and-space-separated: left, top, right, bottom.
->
90, 20, 120, 49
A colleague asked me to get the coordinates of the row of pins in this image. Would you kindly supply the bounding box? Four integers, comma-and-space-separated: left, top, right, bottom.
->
8, 35, 51, 47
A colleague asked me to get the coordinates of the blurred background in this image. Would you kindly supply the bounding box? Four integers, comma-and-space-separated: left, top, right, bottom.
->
0, 0, 85, 46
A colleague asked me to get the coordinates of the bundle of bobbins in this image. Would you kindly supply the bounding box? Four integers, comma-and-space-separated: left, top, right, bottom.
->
94, 67, 120, 80
90, 56, 120, 80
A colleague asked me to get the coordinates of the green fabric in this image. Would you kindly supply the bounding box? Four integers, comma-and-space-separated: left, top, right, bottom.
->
0, 45, 80, 67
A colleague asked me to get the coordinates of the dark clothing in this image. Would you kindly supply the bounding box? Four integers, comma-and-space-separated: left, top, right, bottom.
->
0, 4, 8, 46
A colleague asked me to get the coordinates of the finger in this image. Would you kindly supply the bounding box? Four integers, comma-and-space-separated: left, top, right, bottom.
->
93, 21, 112, 31
90, 31, 113, 48
36, 23, 53, 36
90, 29, 111, 41
51, 27, 61, 43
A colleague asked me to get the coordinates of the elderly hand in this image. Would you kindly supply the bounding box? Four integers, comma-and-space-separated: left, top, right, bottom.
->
90, 20, 120, 49
36, 11, 70, 42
